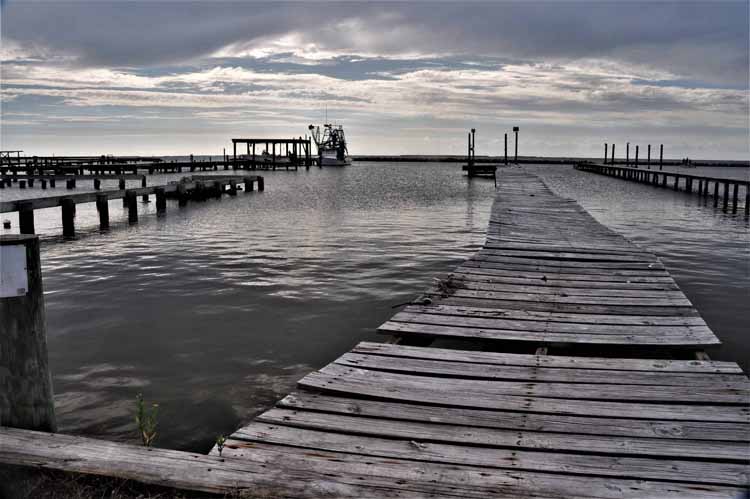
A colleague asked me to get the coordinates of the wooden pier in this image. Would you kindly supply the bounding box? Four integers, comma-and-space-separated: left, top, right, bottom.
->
1, 175, 263, 236
576, 162, 750, 216
232, 137, 313, 170
0, 172, 747, 497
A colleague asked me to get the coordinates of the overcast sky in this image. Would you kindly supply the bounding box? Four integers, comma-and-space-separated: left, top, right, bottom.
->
1, 1, 748, 158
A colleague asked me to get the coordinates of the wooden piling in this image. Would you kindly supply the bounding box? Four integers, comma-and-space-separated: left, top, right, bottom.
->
504, 134, 508, 165
94, 178, 101, 190
626, 143, 629, 167
244, 177, 254, 192
0, 235, 56, 432
732, 183, 739, 213
258, 177, 265, 191
18, 202, 35, 234
723, 181, 729, 211
61, 198, 75, 237
659, 144, 663, 170
96, 194, 109, 230
66, 179, 75, 189
28, 179, 34, 188
177, 184, 187, 207
19, 180, 26, 189
647, 144, 651, 169
604, 143, 608, 164
125, 190, 138, 223
714, 181, 719, 207
155, 187, 166, 213
228, 180, 237, 196
745, 186, 749, 217
611, 143, 615, 164
49, 179, 55, 188
118, 178, 126, 190
41, 179, 47, 190
634, 145, 639, 169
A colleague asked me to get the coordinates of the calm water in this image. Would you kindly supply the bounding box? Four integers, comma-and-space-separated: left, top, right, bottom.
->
1, 162, 747, 452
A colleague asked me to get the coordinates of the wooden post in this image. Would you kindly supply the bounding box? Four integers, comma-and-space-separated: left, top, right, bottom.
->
49, 178, 55, 188
723, 181, 729, 211
155, 187, 166, 213
233, 141, 237, 170
611, 143, 615, 164
635, 145, 639, 169
228, 180, 237, 196
258, 177, 265, 191
141, 177, 149, 203
647, 144, 651, 169
504, 134, 508, 165
244, 176, 254, 192
94, 178, 101, 190
626, 142, 629, 167
714, 181, 719, 207
745, 185, 749, 217
0, 235, 56, 432
732, 183, 739, 213
513, 126, 519, 163
18, 202, 35, 234
125, 190, 138, 223
177, 184, 187, 207
212, 181, 222, 199
61, 198, 75, 237
28, 179, 34, 188
118, 178, 126, 190
673, 176, 679, 191
604, 143, 608, 164
19, 180, 26, 189
659, 144, 663, 170
96, 194, 109, 230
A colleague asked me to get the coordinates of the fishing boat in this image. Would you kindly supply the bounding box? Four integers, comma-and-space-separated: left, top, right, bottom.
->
308, 124, 351, 166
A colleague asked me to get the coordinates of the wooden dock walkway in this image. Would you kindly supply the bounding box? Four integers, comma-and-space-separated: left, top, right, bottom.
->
1, 172, 747, 497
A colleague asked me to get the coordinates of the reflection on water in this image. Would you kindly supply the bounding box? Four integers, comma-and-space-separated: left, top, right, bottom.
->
2, 162, 747, 452
20, 163, 496, 452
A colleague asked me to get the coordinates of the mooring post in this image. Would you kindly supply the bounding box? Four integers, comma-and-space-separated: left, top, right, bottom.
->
141, 177, 149, 203
732, 183, 739, 213
611, 143, 615, 164
722, 182, 729, 211
28, 179, 34, 188
61, 198, 75, 237
213, 180, 222, 198
745, 186, 749, 217
155, 187, 166, 213
118, 178, 126, 190
49, 178, 55, 188
626, 143, 630, 167
635, 145, 639, 169
95, 193, 110, 229
40, 179, 46, 190
94, 178, 101, 190
177, 183, 187, 206
19, 180, 27, 189
513, 126, 519, 163
18, 202, 35, 234
604, 143, 608, 164
659, 144, 663, 170
228, 180, 237, 196
258, 177, 265, 191
504, 133, 508, 165
647, 144, 651, 169
126, 190, 138, 223
0, 234, 57, 432
244, 176, 255, 192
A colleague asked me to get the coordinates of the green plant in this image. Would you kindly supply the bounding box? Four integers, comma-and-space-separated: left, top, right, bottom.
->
135, 393, 159, 447
215, 435, 227, 457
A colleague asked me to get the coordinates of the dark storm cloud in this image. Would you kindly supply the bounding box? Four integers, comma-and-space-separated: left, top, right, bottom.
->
2, 1, 747, 86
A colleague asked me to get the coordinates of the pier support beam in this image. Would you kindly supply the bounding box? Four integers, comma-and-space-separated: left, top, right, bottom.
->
94, 178, 101, 190
732, 183, 739, 213
155, 187, 166, 213
258, 177, 265, 191
714, 181, 719, 207
61, 198, 75, 238
96, 194, 110, 230
18, 202, 35, 234
141, 177, 149, 203
0, 234, 56, 432
125, 190, 138, 223
723, 182, 729, 211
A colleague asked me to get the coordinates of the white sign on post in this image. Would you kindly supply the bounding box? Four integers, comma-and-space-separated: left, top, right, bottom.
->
0, 244, 29, 297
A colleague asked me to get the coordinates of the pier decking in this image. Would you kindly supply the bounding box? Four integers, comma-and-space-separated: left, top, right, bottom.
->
1, 172, 747, 497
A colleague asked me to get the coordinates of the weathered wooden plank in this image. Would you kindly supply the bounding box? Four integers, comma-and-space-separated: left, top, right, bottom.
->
450, 271, 681, 290
299, 368, 749, 422
278, 392, 750, 442
312, 363, 749, 404
388, 311, 713, 337
236, 418, 748, 484
463, 257, 670, 275
428, 288, 692, 307
379, 320, 718, 346
400, 304, 708, 326
336, 352, 749, 388
450, 280, 686, 298
456, 266, 676, 283
353, 342, 742, 373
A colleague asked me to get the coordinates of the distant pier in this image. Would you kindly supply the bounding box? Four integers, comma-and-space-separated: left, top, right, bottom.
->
576, 162, 749, 216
